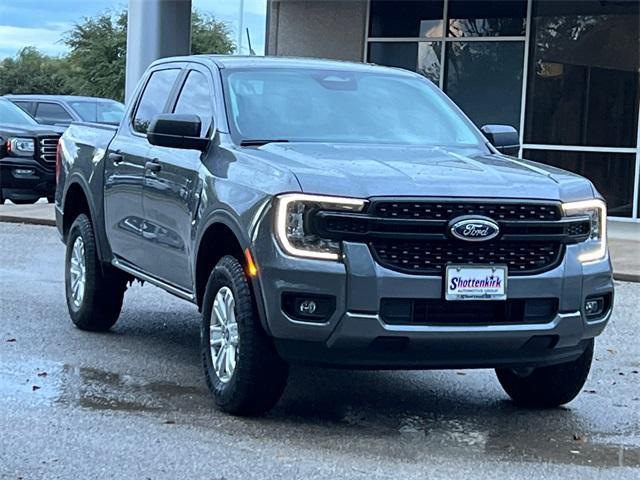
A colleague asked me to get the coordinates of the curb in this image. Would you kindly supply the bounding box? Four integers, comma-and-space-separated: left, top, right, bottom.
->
0, 216, 56, 227
614, 272, 640, 283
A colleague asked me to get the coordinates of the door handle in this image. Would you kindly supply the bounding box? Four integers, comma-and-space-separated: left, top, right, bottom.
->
108, 152, 124, 165
145, 159, 162, 173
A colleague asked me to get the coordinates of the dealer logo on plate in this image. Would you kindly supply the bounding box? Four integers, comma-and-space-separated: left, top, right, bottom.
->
450, 217, 500, 242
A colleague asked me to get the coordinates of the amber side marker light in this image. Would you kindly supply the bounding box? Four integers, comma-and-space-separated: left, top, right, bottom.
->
244, 248, 259, 277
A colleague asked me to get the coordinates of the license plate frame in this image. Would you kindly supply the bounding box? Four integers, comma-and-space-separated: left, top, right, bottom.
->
445, 265, 508, 301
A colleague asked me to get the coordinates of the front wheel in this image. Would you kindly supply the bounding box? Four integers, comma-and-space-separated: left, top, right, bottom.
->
65, 214, 127, 331
201, 255, 288, 416
496, 339, 594, 408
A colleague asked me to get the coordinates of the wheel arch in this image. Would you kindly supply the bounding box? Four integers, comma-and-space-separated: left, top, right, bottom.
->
194, 213, 271, 334
61, 177, 108, 262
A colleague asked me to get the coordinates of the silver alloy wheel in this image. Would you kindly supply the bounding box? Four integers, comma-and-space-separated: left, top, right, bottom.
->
69, 236, 86, 308
210, 286, 239, 383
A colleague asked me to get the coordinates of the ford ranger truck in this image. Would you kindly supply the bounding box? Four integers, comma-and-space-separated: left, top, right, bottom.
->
55, 56, 614, 416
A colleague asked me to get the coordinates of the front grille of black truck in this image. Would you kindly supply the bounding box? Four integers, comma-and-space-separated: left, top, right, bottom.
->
38, 136, 59, 167
312, 199, 591, 276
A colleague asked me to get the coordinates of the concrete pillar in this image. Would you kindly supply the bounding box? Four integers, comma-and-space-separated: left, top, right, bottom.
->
125, 0, 192, 102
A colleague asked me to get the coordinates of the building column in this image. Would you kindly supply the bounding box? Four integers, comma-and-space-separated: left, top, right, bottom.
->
125, 0, 192, 102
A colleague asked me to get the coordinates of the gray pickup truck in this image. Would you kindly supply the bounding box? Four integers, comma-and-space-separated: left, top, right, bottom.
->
56, 56, 614, 416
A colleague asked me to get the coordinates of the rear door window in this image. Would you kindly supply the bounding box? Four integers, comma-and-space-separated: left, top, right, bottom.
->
132, 68, 181, 134
35, 102, 73, 124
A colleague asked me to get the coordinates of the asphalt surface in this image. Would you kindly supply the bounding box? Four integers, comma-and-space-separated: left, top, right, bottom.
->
1, 223, 639, 480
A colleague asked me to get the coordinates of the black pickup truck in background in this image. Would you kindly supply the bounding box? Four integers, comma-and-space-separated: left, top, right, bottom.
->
0, 98, 64, 204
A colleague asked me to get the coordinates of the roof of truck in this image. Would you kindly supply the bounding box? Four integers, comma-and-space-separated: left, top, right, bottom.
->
154, 55, 417, 77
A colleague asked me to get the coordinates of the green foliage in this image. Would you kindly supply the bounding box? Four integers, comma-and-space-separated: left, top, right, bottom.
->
0, 47, 73, 95
191, 11, 236, 55
0, 9, 235, 101
63, 10, 128, 101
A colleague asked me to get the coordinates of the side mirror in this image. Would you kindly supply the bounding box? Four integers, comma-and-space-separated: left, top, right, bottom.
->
480, 125, 520, 156
147, 114, 209, 151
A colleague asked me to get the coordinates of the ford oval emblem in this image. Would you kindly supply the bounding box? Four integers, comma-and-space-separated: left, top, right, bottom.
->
450, 217, 500, 242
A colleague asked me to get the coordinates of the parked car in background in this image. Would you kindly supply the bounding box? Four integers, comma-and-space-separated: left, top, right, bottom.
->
0, 98, 63, 204
5, 95, 125, 127
56, 56, 613, 416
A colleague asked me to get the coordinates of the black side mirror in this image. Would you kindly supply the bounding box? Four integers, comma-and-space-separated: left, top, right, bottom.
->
480, 125, 520, 156
147, 114, 209, 151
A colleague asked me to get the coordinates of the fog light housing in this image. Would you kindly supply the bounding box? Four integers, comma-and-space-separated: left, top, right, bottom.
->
282, 293, 336, 323
584, 294, 612, 321
14, 168, 35, 176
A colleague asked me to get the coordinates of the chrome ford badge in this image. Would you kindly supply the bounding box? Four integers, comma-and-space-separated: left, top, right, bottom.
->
450, 217, 500, 242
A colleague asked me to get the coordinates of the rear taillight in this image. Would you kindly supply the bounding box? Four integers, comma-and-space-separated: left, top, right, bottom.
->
55, 138, 62, 184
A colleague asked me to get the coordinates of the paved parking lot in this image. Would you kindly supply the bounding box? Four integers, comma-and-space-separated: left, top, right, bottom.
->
1, 223, 639, 479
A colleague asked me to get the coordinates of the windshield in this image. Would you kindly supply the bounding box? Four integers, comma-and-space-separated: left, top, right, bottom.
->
69, 100, 125, 124
0, 99, 38, 126
223, 68, 484, 147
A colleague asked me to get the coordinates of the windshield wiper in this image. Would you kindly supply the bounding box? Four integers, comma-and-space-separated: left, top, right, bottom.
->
240, 139, 289, 147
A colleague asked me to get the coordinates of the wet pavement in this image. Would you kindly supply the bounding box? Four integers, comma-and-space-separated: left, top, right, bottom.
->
1, 223, 639, 479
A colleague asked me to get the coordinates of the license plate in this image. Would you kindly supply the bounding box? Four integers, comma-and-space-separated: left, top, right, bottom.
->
445, 265, 507, 301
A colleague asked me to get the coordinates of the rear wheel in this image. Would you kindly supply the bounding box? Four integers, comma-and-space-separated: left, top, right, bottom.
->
65, 213, 127, 331
496, 339, 594, 408
201, 255, 288, 416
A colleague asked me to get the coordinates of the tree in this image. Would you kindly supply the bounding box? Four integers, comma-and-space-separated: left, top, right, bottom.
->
63, 10, 128, 101
63, 9, 235, 101
0, 8, 236, 100
0, 47, 72, 96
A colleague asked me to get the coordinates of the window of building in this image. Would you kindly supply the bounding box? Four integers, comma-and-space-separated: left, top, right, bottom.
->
133, 68, 180, 134
35, 103, 73, 124
369, 0, 444, 38
524, 150, 636, 218
367, 42, 441, 84
444, 41, 524, 128
524, 0, 639, 147
447, 0, 527, 37
173, 70, 214, 136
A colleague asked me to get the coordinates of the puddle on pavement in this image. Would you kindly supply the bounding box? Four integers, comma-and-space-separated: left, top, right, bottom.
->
1, 358, 638, 468
0, 358, 211, 414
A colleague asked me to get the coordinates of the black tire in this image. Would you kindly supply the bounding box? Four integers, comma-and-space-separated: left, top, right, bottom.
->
47, 195, 55, 204
65, 213, 127, 331
496, 339, 594, 408
201, 255, 288, 416
10, 198, 38, 205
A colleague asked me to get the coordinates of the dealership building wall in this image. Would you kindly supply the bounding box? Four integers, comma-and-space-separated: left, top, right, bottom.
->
266, 0, 640, 222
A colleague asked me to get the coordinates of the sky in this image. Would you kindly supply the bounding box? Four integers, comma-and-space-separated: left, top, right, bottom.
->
0, 0, 267, 59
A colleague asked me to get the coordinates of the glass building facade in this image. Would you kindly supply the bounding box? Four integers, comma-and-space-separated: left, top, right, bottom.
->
365, 0, 640, 220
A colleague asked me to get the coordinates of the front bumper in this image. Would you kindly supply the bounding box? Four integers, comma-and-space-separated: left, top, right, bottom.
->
252, 221, 614, 369
0, 157, 55, 201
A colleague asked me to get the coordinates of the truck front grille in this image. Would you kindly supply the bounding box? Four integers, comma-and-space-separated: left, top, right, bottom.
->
38, 136, 59, 166
373, 200, 562, 221
312, 199, 589, 276
370, 240, 563, 275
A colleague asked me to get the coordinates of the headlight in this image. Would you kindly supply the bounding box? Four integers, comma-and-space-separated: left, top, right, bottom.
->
562, 199, 607, 263
7, 137, 35, 156
274, 193, 366, 260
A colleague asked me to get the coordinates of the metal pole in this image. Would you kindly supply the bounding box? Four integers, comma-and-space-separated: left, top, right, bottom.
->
237, 0, 245, 54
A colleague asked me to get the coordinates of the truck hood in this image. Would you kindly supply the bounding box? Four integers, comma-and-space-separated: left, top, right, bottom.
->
256, 143, 595, 202
0, 122, 65, 136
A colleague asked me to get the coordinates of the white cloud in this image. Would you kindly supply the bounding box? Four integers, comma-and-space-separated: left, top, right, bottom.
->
0, 24, 70, 58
